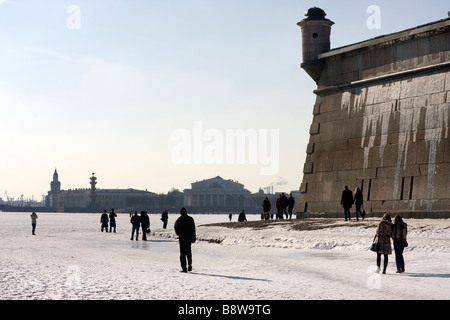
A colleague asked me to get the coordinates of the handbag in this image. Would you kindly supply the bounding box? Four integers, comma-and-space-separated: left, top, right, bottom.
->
370, 235, 380, 252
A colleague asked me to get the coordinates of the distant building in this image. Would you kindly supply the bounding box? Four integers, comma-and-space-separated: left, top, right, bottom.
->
183, 176, 251, 211
45, 171, 157, 212
45, 169, 62, 208
43, 171, 296, 214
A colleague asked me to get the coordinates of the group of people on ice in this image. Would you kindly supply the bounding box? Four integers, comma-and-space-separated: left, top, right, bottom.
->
373, 213, 408, 274
340, 185, 408, 274
100, 209, 169, 241
260, 193, 296, 220
340, 185, 365, 221
100, 207, 195, 273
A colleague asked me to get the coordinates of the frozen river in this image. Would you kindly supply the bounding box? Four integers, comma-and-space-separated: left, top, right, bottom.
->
1, 211, 449, 301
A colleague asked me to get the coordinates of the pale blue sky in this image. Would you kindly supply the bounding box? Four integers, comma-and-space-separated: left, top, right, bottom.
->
0, 0, 448, 201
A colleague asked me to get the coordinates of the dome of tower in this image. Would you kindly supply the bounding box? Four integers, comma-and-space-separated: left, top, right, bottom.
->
303, 7, 329, 21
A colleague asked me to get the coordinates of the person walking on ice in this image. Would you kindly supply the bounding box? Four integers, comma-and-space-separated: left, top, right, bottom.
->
30, 212, 38, 235
174, 208, 196, 273
393, 215, 408, 273
374, 213, 393, 274
100, 210, 109, 232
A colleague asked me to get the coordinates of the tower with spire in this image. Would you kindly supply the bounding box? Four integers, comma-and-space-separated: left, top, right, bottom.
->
50, 169, 61, 196
46, 169, 61, 208
89, 173, 97, 207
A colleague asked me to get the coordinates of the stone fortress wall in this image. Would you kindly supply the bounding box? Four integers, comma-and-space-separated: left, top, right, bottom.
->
297, 8, 450, 218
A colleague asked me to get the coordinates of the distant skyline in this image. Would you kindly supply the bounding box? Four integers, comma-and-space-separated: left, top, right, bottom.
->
0, 0, 449, 200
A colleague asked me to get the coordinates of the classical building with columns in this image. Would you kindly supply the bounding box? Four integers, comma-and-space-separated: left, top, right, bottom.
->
183, 176, 251, 211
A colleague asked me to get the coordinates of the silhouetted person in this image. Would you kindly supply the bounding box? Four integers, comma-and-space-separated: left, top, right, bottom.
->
353, 188, 364, 221
109, 209, 117, 233
174, 208, 196, 273
141, 210, 150, 241
288, 193, 295, 219
130, 211, 141, 241
281, 193, 288, 219
161, 210, 168, 229
100, 210, 109, 232
238, 210, 247, 222
276, 194, 282, 219
262, 197, 271, 220
341, 186, 354, 221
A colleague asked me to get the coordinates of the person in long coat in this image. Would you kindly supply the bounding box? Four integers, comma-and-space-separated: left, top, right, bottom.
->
141, 210, 150, 241
109, 209, 117, 233
100, 210, 109, 232
261, 197, 271, 220
375, 213, 393, 274
341, 185, 354, 221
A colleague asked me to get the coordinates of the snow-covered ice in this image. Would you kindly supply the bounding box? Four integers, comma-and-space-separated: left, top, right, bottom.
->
0, 211, 449, 300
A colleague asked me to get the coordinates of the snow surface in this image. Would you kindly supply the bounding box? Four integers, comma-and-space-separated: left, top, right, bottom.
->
0, 211, 449, 300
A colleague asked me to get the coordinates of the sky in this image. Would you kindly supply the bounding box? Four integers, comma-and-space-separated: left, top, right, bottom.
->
0, 0, 448, 202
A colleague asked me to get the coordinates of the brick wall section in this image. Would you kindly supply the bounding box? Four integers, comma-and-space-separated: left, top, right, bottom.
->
298, 19, 450, 218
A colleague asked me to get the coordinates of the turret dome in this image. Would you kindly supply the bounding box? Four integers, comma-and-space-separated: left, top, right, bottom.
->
303, 7, 329, 21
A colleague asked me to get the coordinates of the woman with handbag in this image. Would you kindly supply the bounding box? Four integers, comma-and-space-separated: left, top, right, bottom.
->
393, 215, 408, 273
374, 213, 393, 274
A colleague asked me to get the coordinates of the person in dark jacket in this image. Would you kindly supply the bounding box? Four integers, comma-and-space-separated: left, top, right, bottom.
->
393, 215, 408, 273
109, 209, 117, 233
161, 210, 169, 229
341, 186, 354, 221
280, 193, 289, 219
140, 210, 150, 241
238, 210, 247, 222
275, 194, 281, 219
130, 211, 141, 241
174, 208, 196, 273
353, 188, 364, 221
100, 210, 109, 232
288, 193, 295, 219
261, 197, 271, 220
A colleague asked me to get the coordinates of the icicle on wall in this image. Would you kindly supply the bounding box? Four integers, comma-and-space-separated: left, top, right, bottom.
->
342, 73, 449, 212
